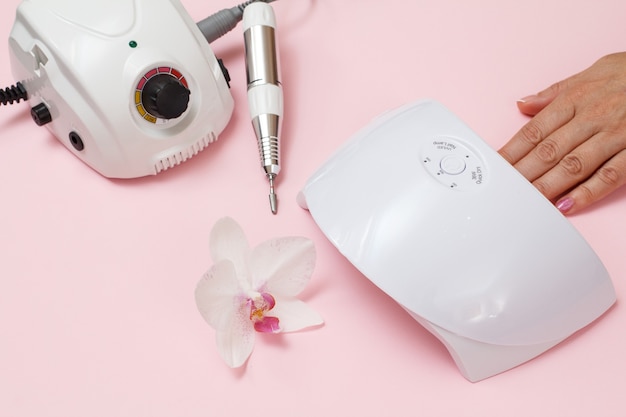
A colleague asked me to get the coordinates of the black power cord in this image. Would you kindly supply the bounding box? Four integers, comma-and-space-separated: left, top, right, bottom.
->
0, 82, 28, 105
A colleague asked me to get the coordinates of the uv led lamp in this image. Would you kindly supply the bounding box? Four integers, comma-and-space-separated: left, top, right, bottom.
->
8, 0, 234, 178
297, 99, 616, 382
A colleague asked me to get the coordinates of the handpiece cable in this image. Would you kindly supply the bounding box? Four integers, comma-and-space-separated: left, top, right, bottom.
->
197, 0, 277, 43
0, 0, 276, 103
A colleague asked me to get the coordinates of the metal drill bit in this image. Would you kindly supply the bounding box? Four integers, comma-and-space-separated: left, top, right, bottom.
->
268, 174, 277, 214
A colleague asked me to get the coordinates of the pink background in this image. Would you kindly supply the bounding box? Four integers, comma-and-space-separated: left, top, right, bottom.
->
1, 0, 626, 415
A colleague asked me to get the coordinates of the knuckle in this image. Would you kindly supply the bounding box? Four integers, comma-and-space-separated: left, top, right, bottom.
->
534, 140, 560, 164
595, 165, 622, 187
571, 164, 624, 208
518, 121, 546, 146
559, 154, 585, 176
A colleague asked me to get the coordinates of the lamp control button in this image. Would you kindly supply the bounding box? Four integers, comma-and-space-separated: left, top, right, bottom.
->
440, 155, 466, 175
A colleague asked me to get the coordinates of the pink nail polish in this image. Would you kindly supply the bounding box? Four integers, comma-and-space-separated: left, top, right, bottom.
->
556, 197, 574, 213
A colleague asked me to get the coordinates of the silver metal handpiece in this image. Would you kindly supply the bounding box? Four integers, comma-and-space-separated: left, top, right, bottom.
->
243, 2, 282, 214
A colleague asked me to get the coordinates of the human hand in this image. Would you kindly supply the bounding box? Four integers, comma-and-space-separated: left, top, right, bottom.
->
498, 52, 626, 214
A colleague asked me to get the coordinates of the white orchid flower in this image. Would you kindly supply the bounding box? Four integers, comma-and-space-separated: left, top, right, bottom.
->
195, 217, 324, 368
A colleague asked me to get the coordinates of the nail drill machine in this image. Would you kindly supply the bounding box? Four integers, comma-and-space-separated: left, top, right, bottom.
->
3, 0, 278, 180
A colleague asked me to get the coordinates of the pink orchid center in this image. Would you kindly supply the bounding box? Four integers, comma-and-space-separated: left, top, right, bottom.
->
248, 292, 280, 333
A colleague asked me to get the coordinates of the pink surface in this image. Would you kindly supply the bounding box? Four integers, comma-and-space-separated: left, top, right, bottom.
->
1, 0, 625, 415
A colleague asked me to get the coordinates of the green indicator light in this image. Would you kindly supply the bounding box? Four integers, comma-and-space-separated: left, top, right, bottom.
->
129, 40, 138, 48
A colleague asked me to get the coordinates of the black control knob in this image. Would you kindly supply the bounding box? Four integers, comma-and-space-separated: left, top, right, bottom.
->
141, 74, 190, 119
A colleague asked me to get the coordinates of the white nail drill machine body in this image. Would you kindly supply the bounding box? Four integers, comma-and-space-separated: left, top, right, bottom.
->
7, 0, 236, 178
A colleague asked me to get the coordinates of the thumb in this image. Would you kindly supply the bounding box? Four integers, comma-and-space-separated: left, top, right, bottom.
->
516, 82, 563, 116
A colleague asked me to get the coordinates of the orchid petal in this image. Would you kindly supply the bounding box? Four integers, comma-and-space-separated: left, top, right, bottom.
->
215, 303, 256, 368
271, 296, 324, 332
209, 217, 252, 286
195, 260, 241, 331
249, 237, 316, 296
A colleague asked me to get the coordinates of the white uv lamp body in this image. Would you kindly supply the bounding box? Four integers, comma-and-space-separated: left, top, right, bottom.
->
298, 99, 616, 382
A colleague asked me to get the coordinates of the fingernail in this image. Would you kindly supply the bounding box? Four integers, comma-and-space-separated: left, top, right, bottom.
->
517, 95, 538, 104
556, 197, 574, 213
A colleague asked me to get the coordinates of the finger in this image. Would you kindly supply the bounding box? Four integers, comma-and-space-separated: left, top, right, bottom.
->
499, 97, 575, 166
513, 116, 598, 182
555, 149, 626, 214
516, 80, 565, 116
516, 93, 555, 116
529, 131, 619, 200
